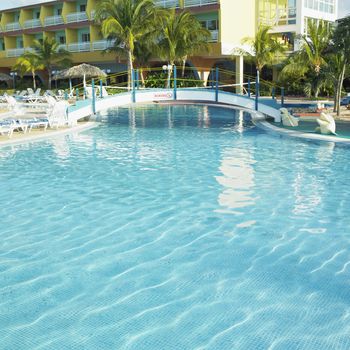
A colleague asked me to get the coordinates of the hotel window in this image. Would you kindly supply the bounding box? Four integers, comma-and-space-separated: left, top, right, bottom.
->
57, 8, 62, 16
200, 19, 218, 31
81, 33, 90, 42
304, 0, 335, 14
58, 36, 66, 44
80, 4, 87, 12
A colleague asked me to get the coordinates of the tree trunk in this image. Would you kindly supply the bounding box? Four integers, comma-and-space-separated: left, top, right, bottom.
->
127, 49, 133, 91
166, 62, 174, 89
140, 68, 145, 88
336, 61, 347, 117
48, 69, 52, 90
32, 70, 36, 90
333, 81, 338, 113
181, 58, 186, 78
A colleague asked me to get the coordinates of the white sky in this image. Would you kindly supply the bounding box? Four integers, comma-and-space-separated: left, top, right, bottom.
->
0, 0, 349, 17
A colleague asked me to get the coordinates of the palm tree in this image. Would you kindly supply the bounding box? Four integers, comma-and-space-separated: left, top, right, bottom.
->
13, 52, 44, 90
332, 16, 350, 116
179, 22, 210, 77
241, 25, 285, 73
95, 0, 159, 90
29, 38, 72, 89
158, 9, 210, 87
281, 21, 332, 97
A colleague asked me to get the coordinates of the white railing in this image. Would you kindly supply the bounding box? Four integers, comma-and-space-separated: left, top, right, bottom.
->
5, 22, 21, 32
209, 30, 218, 42
184, 0, 218, 7
92, 40, 115, 51
154, 0, 180, 8
44, 15, 64, 26
23, 18, 42, 29
67, 42, 91, 52
7, 47, 33, 58
57, 44, 68, 51
66, 11, 88, 23
259, 7, 297, 26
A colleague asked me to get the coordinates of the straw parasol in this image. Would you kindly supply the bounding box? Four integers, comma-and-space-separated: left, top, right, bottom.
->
0, 73, 12, 82
57, 63, 107, 90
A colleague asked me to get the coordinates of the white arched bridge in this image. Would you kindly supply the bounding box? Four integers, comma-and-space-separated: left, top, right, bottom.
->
68, 88, 282, 123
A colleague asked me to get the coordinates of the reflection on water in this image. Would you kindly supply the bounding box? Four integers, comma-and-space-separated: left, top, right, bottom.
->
52, 137, 71, 161
216, 147, 257, 215
292, 142, 335, 217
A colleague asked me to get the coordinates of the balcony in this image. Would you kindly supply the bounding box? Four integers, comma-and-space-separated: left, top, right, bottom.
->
5, 22, 21, 32
23, 18, 42, 29
184, 0, 219, 7
66, 12, 88, 23
92, 40, 115, 51
6, 47, 32, 58
67, 42, 91, 52
154, 0, 180, 8
259, 7, 297, 26
209, 30, 218, 42
44, 15, 64, 26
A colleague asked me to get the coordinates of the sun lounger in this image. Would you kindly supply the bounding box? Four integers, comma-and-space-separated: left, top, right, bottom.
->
0, 122, 14, 138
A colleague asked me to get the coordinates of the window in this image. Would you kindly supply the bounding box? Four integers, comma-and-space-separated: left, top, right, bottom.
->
59, 36, 66, 44
304, 0, 335, 14
36, 12, 40, 19
81, 33, 90, 42
57, 8, 62, 16
80, 4, 86, 12
200, 19, 218, 31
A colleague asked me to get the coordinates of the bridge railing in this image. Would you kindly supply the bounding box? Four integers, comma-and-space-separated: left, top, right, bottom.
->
67, 66, 285, 114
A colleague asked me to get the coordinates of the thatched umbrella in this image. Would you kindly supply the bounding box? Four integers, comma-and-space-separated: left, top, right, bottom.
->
0, 73, 12, 82
57, 63, 107, 90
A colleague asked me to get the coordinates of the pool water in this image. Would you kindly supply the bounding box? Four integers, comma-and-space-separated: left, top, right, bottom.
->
1, 105, 350, 349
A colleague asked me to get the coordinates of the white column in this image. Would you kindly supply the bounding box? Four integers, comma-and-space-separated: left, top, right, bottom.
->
235, 55, 244, 95
199, 70, 211, 86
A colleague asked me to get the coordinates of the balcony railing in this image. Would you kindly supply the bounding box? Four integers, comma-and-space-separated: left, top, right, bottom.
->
7, 47, 32, 58
67, 42, 91, 52
23, 18, 42, 29
5, 22, 21, 32
66, 11, 88, 23
184, 0, 218, 7
44, 15, 64, 26
259, 7, 297, 26
209, 30, 218, 42
154, 0, 180, 8
92, 40, 115, 51
57, 44, 68, 51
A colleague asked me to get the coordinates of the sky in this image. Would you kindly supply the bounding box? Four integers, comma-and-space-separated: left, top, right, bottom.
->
0, 0, 349, 17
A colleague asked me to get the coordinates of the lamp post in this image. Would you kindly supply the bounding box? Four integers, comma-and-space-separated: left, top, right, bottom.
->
162, 64, 173, 88
52, 70, 59, 89
10, 72, 17, 90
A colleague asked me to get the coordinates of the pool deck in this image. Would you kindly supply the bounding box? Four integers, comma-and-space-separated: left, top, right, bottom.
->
0, 122, 98, 148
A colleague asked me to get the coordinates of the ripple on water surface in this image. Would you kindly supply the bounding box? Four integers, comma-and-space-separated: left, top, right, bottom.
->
1, 105, 350, 350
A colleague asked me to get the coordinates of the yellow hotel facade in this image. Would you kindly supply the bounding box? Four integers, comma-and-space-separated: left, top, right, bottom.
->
0, 0, 339, 83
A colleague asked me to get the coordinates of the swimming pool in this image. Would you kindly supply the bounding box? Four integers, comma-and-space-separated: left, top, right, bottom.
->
1, 104, 350, 349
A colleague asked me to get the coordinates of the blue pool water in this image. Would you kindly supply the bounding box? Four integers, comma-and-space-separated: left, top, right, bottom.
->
1, 104, 350, 349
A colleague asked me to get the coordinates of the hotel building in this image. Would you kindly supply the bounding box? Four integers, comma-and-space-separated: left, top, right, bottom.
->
0, 0, 339, 84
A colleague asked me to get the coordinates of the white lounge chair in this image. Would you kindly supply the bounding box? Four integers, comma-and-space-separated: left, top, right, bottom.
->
0, 122, 14, 138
